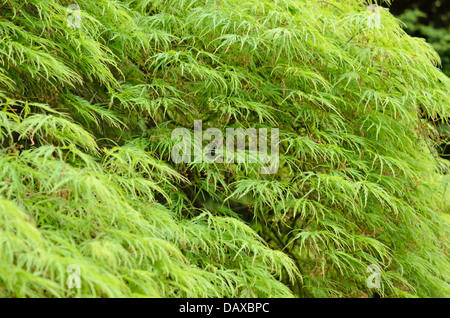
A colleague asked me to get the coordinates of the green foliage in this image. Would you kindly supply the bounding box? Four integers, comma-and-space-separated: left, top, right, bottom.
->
0, 0, 449, 298
396, 7, 450, 76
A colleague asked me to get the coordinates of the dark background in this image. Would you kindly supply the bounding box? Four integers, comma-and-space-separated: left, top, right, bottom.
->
389, 0, 450, 28
388, 0, 450, 76
388, 1, 450, 159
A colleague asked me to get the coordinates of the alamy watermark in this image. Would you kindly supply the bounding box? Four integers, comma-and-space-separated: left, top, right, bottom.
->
67, 4, 81, 29
67, 264, 81, 289
171, 120, 279, 174
367, 4, 381, 29
366, 264, 381, 289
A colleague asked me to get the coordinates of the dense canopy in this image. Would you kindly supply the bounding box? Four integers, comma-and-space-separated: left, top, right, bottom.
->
0, 0, 449, 298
